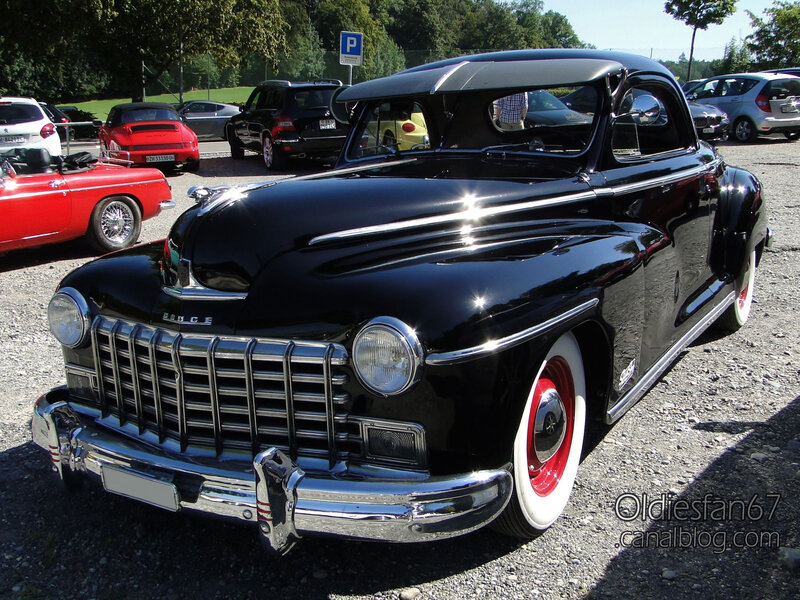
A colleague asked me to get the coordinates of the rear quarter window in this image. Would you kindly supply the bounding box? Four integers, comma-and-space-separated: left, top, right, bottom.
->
0, 103, 44, 125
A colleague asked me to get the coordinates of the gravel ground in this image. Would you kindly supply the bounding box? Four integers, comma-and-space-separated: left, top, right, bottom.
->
1, 142, 798, 600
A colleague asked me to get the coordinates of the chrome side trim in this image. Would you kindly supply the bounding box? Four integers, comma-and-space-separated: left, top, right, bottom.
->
310, 190, 597, 246
426, 298, 599, 366
605, 159, 721, 196
606, 291, 734, 423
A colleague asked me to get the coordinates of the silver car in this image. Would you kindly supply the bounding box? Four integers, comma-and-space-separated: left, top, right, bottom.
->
177, 100, 240, 140
686, 73, 800, 142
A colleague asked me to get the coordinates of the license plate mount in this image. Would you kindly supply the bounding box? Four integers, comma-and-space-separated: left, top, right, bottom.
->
145, 154, 175, 163
101, 465, 179, 512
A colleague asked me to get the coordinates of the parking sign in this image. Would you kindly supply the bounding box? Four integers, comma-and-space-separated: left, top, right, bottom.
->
339, 31, 363, 67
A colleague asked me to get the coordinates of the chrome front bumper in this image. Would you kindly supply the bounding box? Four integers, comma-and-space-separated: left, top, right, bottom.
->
31, 388, 512, 553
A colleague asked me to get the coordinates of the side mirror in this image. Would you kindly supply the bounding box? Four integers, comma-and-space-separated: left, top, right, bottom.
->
686, 93, 697, 101
616, 94, 662, 125
329, 85, 358, 125
1, 159, 16, 181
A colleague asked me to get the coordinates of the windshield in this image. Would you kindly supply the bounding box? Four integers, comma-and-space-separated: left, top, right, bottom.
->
109, 107, 180, 126
346, 84, 599, 161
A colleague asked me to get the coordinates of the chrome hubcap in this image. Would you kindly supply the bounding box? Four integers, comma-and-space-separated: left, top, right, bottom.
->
532, 387, 566, 463
101, 202, 133, 243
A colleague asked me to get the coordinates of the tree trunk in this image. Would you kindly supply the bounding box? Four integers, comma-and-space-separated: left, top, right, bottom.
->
687, 26, 697, 81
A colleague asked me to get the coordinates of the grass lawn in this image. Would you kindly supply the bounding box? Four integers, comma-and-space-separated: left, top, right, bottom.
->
69, 87, 253, 122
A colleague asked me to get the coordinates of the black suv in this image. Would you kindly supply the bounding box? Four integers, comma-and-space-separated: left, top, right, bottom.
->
227, 80, 349, 170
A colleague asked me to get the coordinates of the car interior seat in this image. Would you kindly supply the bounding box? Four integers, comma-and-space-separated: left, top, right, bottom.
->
26, 148, 53, 173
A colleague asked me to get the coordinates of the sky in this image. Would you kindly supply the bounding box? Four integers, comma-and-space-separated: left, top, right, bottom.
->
540, 0, 775, 62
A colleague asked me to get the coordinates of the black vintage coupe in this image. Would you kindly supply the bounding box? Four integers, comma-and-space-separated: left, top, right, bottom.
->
32, 50, 769, 553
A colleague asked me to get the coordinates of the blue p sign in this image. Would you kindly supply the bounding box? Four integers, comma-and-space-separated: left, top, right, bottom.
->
339, 31, 363, 66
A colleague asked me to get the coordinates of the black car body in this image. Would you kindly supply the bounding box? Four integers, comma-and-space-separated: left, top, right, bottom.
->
32, 50, 769, 554
227, 80, 349, 170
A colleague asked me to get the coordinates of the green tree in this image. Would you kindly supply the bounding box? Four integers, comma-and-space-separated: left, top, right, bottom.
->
746, 1, 800, 68
2, 0, 287, 101
665, 0, 737, 80
710, 37, 751, 74
275, 2, 326, 80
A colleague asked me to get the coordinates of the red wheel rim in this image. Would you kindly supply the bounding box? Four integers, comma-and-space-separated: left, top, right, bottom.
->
737, 257, 751, 310
527, 357, 574, 497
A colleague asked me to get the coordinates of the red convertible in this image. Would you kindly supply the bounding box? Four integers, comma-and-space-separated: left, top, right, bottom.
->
0, 148, 174, 253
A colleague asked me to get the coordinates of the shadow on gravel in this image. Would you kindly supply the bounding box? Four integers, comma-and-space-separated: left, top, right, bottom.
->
196, 156, 330, 179
1, 441, 523, 599
0, 239, 97, 273
586, 396, 800, 600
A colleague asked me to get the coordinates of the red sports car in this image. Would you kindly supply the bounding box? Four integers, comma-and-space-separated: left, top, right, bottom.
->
0, 148, 174, 253
99, 102, 200, 172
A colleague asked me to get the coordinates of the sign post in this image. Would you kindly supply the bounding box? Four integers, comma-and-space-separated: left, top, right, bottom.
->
339, 31, 363, 85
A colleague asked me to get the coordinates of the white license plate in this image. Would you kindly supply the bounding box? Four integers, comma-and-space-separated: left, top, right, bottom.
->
703, 127, 714, 133
101, 465, 179, 512
0, 135, 26, 144
145, 154, 175, 163
319, 119, 336, 130
780, 105, 798, 113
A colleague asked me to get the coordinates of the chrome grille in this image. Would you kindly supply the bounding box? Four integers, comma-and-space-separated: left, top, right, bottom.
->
89, 316, 358, 464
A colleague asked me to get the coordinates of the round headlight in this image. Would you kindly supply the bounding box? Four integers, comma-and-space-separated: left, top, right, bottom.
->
47, 288, 90, 348
353, 317, 424, 396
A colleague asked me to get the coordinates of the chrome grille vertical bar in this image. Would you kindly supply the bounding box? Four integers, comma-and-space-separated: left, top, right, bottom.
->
108, 320, 125, 424
171, 334, 186, 451
148, 329, 165, 443
206, 337, 222, 456
322, 344, 336, 468
243, 338, 258, 454
128, 324, 144, 434
90, 318, 108, 417
282, 341, 297, 460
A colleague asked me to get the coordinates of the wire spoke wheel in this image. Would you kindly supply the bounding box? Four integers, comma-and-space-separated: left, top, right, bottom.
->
88, 196, 141, 252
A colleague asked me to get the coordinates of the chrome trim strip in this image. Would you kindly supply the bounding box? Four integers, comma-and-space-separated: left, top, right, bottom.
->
606, 291, 734, 423
605, 160, 721, 196
128, 324, 144, 434
426, 298, 599, 366
206, 337, 222, 455
322, 344, 336, 469
310, 190, 597, 246
243, 338, 259, 453
162, 286, 248, 301
148, 329, 166, 442
171, 335, 187, 451
108, 321, 124, 423
90, 321, 107, 416
159, 200, 176, 210
283, 341, 297, 460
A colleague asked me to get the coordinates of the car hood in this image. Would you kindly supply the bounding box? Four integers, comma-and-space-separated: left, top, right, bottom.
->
164, 159, 592, 294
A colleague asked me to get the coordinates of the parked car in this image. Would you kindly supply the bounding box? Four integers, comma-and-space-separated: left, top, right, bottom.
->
1, 148, 173, 253
762, 67, 800, 78
689, 101, 729, 142
685, 72, 800, 142
227, 79, 349, 170
177, 100, 240, 140
31, 50, 769, 554
0, 97, 62, 157
362, 104, 429, 152
99, 102, 200, 171
38, 102, 75, 142
57, 106, 101, 140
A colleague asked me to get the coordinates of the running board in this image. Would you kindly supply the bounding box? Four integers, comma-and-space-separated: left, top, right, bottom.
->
606, 291, 735, 424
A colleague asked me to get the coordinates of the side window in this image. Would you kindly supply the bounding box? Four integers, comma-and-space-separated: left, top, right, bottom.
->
692, 80, 718, 99
245, 88, 260, 110
612, 87, 683, 160
719, 78, 745, 97
348, 101, 429, 158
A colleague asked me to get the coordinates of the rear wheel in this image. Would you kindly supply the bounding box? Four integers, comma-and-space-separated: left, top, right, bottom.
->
717, 249, 756, 332
492, 332, 586, 537
733, 118, 756, 143
784, 131, 799, 141
228, 127, 244, 159
262, 134, 286, 170
87, 196, 141, 253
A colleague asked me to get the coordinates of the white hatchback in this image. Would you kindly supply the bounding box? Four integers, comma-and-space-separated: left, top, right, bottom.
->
0, 97, 62, 156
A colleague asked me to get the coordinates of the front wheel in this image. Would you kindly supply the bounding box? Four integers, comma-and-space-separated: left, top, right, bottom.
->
716, 249, 756, 332
733, 118, 756, 143
228, 127, 244, 159
492, 332, 586, 537
87, 196, 142, 252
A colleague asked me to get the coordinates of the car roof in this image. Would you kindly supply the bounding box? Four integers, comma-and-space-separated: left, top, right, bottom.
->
0, 96, 40, 105
256, 79, 343, 89
112, 102, 178, 112
338, 49, 673, 102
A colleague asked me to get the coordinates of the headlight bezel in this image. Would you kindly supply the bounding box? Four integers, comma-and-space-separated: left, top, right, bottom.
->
47, 287, 91, 348
352, 317, 424, 397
